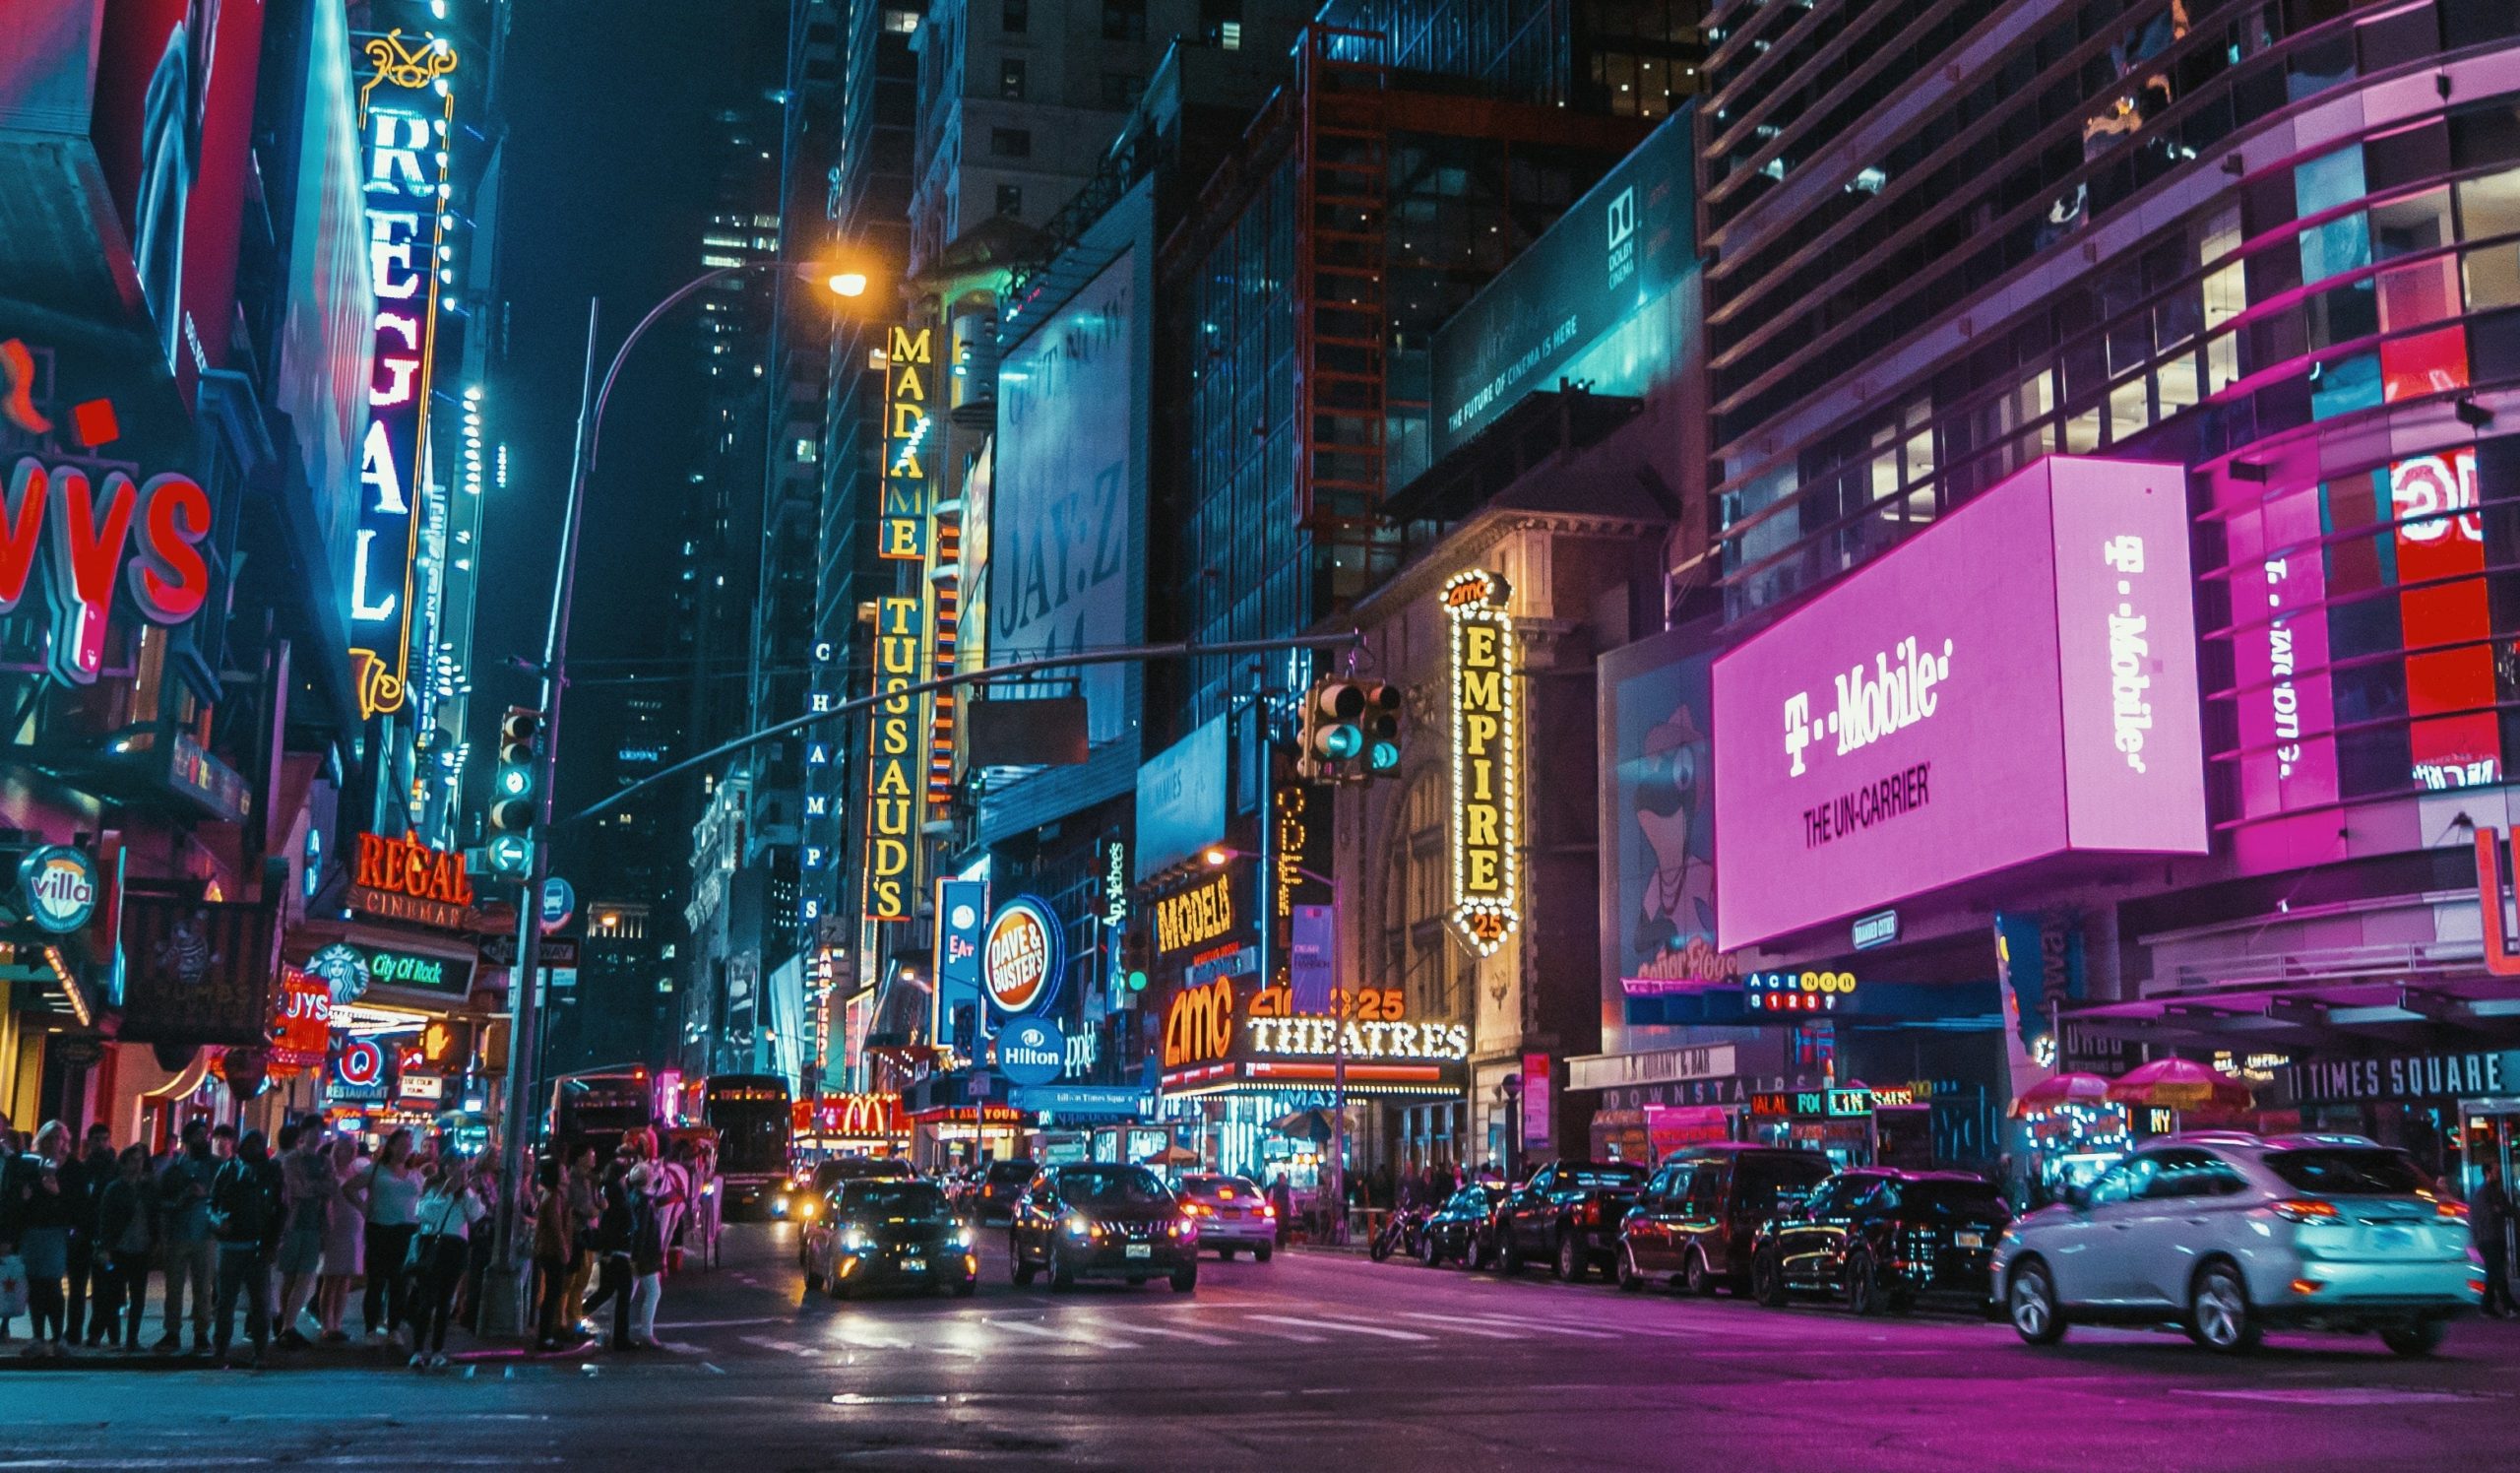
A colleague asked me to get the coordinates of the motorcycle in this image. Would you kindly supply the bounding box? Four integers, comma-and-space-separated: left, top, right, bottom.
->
1369, 1204, 1431, 1262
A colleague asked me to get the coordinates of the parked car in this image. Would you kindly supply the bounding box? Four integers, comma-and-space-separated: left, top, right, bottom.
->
1419, 1184, 1503, 1268
1992, 1133, 2482, 1356
1746, 1168, 2010, 1313
1009, 1164, 1200, 1292
1617, 1144, 1832, 1295
803, 1178, 978, 1300
1175, 1174, 1276, 1259
975, 1158, 1039, 1223
1494, 1160, 1650, 1280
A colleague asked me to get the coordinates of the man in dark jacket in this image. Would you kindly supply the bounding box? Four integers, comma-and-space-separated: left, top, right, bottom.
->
208, 1130, 284, 1366
64, 1122, 111, 1345
154, 1121, 219, 1352
2476, 1164, 2514, 1318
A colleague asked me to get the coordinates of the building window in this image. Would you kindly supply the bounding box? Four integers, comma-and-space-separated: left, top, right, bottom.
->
995, 184, 1023, 218
881, 7, 917, 32
1001, 0, 1027, 32
1102, 72, 1144, 108
793, 437, 818, 464
1000, 56, 1027, 99
990, 126, 1032, 159
1102, 0, 1145, 41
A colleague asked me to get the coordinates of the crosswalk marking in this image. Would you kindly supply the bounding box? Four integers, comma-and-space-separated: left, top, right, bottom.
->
739, 1335, 822, 1357
1436, 1311, 1617, 1339
1076, 1317, 1235, 1347
988, 1318, 1141, 1351
1393, 1313, 1519, 1338
1246, 1313, 1430, 1342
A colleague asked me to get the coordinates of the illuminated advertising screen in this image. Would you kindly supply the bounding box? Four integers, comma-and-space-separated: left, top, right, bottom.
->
273, 0, 374, 576
990, 249, 1138, 747
2388, 449, 2498, 790
1600, 621, 1736, 1017
1711, 457, 2207, 949
2226, 482, 2338, 819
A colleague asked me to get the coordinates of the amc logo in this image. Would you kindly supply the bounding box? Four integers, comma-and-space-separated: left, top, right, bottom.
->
1163, 979, 1235, 1069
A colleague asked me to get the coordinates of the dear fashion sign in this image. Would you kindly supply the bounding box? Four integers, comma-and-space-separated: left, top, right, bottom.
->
1712, 457, 2206, 948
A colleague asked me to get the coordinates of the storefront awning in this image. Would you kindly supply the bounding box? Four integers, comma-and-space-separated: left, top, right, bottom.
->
2067, 975, 2520, 1053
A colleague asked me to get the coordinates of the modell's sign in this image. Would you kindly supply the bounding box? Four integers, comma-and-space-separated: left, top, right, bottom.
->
349, 832, 474, 930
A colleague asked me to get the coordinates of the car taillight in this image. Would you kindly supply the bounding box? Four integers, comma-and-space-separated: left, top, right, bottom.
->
2434, 1199, 2470, 1221
1582, 1201, 1600, 1227
1258, 1203, 1276, 1218
2270, 1198, 2339, 1224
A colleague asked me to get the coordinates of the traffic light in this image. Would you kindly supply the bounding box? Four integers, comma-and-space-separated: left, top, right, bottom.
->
1118, 926, 1152, 999
1358, 682, 1403, 777
486, 707, 543, 875
1297, 677, 1365, 781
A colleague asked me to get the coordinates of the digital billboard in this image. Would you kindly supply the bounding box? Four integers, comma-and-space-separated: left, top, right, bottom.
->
273, 0, 374, 576
1430, 110, 1692, 456
990, 249, 1137, 747
1711, 457, 2207, 949
1599, 621, 1736, 1017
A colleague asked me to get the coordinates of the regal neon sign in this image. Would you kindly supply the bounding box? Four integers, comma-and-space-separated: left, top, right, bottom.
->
350, 30, 458, 719
1444, 569, 1519, 955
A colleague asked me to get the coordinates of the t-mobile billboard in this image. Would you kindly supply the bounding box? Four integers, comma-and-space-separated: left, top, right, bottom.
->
1712, 457, 2207, 949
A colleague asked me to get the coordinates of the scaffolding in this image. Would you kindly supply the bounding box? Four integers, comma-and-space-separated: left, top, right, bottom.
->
1293, 27, 1391, 543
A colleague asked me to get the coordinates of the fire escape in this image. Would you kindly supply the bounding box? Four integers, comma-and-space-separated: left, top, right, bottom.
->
1293, 26, 1393, 596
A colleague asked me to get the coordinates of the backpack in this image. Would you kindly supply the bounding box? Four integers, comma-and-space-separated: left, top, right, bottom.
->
209, 1160, 274, 1243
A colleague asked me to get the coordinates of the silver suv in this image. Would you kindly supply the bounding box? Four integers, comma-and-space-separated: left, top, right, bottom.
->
1991, 1132, 2482, 1356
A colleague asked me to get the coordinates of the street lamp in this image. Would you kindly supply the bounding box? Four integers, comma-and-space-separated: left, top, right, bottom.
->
1202, 844, 1351, 1244
484, 254, 884, 1333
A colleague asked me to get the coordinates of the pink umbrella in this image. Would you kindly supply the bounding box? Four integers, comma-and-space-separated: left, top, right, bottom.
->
2008, 1072, 2112, 1118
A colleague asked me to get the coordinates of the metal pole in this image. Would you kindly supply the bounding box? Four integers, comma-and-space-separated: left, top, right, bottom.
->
484, 299, 599, 1335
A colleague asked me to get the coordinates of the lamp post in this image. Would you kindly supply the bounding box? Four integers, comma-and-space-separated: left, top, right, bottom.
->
482, 259, 876, 1334
1202, 843, 1351, 1244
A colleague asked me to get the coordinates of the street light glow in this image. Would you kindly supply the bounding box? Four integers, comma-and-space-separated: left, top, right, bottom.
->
827, 271, 869, 297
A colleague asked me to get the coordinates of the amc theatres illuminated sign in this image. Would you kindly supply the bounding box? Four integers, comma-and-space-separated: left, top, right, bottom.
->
1712, 458, 2206, 949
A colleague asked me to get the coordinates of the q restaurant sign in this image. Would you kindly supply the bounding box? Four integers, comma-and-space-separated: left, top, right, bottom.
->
349, 832, 474, 930
982, 895, 1063, 1015
1445, 569, 1519, 955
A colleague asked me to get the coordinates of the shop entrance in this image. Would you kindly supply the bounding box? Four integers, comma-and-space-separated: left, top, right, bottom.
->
2458, 1099, 2520, 1196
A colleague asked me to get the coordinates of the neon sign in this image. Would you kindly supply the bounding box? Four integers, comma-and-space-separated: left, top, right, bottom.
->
2389, 449, 2498, 791
861, 595, 919, 921
1152, 871, 1235, 956
349, 831, 473, 929
981, 895, 1062, 1014
1163, 978, 1235, 1068
1444, 569, 1519, 954
350, 30, 458, 718
880, 326, 931, 559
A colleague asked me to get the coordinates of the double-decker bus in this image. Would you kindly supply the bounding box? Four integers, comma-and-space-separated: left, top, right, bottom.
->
703, 1073, 793, 1218
550, 1070, 658, 1162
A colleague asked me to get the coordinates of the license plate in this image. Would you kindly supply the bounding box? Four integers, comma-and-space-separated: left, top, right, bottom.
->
1125, 1244, 1153, 1259
2374, 1226, 2412, 1249
901, 1256, 924, 1271
1955, 1232, 1983, 1249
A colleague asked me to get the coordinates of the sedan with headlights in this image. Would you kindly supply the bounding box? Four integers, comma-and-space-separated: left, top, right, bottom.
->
1175, 1174, 1276, 1259
803, 1179, 978, 1300
1009, 1164, 1199, 1292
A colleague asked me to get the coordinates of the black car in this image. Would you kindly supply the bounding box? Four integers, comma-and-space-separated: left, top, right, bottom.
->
1749, 1168, 2011, 1314
1616, 1144, 1833, 1295
1494, 1160, 1650, 1280
811, 1179, 978, 1301
1418, 1184, 1503, 1268
1009, 1164, 1199, 1292
975, 1158, 1038, 1223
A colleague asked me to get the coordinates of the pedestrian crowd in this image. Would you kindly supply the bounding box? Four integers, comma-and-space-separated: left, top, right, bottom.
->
0, 1115, 700, 1370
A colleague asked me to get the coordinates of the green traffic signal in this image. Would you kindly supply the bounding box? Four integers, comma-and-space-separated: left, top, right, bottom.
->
1127, 969, 1148, 992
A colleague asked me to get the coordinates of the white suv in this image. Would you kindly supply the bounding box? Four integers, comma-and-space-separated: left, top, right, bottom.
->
1991, 1132, 2482, 1356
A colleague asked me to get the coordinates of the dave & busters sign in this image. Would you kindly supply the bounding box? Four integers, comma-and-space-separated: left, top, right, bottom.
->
1711, 457, 2208, 948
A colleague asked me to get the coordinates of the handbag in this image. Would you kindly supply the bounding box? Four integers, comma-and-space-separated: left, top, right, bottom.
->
0, 1253, 26, 1318
405, 1188, 468, 1270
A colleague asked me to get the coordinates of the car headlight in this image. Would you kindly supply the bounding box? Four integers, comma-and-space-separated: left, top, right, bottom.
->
796, 1199, 818, 1220
1064, 1214, 1093, 1238
842, 1227, 871, 1252
952, 1226, 975, 1249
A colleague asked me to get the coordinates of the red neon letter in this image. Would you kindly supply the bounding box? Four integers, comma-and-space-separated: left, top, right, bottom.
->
0, 461, 51, 611
126, 473, 212, 624
48, 468, 137, 616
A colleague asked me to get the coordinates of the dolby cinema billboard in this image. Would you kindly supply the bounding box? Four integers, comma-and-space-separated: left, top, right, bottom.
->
1711, 457, 2208, 949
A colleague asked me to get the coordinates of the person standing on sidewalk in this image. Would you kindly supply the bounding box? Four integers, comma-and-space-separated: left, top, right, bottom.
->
154, 1121, 218, 1353
358, 1128, 422, 1342
315, 1135, 365, 1341
2475, 1163, 2515, 1318
64, 1122, 110, 1345
563, 1143, 599, 1333
93, 1145, 156, 1348
208, 1129, 284, 1368
582, 1151, 639, 1350
624, 1157, 665, 1348
16, 1123, 80, 1356
531, 1159, 573, 1350
406, 1160, 483, 1370
274, 1123, 331, 1347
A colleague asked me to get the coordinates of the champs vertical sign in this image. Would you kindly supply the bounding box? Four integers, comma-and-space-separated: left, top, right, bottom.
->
880, 327, 931, 560
862, 596, 921, 921
1444, 569, 1519, 955
349, 29, 458, 719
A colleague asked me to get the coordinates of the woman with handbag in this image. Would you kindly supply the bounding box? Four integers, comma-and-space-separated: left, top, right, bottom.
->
315, 1136, 365, 1342
16, 1123, 79, 1356
405, 1162, 483, 1370
358, 1129, 421, 1342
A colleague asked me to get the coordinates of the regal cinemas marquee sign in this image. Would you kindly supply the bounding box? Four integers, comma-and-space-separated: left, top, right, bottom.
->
349, 832, 475, 930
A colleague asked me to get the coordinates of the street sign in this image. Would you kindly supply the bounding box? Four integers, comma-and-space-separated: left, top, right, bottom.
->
1010, 1084, 1150, 1118
997, 1016, 1066, 1086
540, 877, 575, 933
477, 934, 579, 969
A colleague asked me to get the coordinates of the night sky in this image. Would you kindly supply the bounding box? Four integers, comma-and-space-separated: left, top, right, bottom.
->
474, 0, 758, 820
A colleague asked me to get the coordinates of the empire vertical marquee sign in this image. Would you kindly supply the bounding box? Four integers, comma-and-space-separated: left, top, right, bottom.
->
350, 29, 458, 719
1444, 568, 1519, 955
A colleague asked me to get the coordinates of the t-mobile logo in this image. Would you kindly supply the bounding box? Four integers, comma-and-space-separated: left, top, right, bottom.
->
1783, 635, 1954, 776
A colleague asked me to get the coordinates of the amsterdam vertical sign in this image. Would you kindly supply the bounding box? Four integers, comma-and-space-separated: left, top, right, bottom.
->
1444, 569, 1519, 955
350, 29, 457, 719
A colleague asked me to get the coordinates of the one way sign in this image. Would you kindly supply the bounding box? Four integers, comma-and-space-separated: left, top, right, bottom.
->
478, 935, 579, 968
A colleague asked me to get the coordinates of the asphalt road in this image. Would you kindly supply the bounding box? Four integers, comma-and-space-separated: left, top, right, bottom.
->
1, 1222, 2514, 1471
